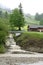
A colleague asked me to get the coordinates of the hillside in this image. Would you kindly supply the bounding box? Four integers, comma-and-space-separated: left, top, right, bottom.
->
25, 14, 40, 25
15, 32, 43, 52
0, 5, 40, 25
0, 4, 11, 13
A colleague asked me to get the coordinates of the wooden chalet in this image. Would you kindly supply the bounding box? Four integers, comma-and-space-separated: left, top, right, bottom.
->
28, 25, 43, 32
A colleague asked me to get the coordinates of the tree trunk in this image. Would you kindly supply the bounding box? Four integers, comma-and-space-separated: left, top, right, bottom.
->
19, 27, 21, 30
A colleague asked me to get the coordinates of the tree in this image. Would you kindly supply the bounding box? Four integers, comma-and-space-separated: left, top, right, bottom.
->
4, 11, 8, 18
0, 10, 2, 17
35, 13, 40, 21
19, 3, 22, 14
40, 19, 43, 25
10, 3, 25, 30
35, 13, 43, 25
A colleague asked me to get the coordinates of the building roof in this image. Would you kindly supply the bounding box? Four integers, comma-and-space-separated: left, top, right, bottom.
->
29, 25, 43, 28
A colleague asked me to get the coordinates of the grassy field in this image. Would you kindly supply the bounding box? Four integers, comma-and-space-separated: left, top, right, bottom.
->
25, 16, 40, 25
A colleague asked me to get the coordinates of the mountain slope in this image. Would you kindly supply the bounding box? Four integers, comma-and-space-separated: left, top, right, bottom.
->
0, 4, 11, 13
25, 14, 40, 25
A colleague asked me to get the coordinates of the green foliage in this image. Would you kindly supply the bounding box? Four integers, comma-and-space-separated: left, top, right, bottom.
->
10, 8, 25, 30
0, 10, 9, 18
40, 18, 43, 25
0, 44, 6, 53
14, 32, 43, 51
0, 20, 9, 45
4, 11, 9, 19
25, 16, 40, 25
19, 3, 23, 14
35, 13, 43, 25
0, 10, 2, 17
35, 13, 40, 21
0, 17, 10, 29
0, 18, 10, 53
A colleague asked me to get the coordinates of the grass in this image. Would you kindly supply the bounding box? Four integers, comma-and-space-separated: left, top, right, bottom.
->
24, 32, 43, 38
21, 25, 27, 31
25, 16, 40, 25
14, 32, 43, 52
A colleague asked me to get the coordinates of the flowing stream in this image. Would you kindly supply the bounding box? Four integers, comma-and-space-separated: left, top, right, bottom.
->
6, 34, 34, 54
5, 34, 43, 65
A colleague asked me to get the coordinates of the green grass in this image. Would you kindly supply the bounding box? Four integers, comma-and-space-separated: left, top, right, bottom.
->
25, 16, 40, 25
14, 32, 43, 52
23, 32, 43, 38
21, 25, 27, 31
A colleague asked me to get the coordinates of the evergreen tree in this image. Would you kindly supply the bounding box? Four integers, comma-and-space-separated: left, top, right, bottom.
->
10, 3, 25, 30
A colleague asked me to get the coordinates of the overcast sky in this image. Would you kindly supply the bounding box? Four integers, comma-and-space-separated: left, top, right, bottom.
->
0, 0, 43, 15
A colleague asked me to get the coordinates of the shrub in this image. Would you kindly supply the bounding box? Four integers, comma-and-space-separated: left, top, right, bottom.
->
0, 44, 6, 53
0, 19, 9, 53
0, 21, 9, 44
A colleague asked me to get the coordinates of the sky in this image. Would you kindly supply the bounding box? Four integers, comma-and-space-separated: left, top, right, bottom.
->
0, 0, 43, 15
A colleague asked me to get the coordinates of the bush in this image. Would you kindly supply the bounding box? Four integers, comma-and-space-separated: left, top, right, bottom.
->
0, 21, 9, 44
0, 44, 6, 53
0, 19, 9, 53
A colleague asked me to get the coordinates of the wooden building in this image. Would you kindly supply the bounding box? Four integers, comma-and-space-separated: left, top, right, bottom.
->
28, 25, 43, 32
